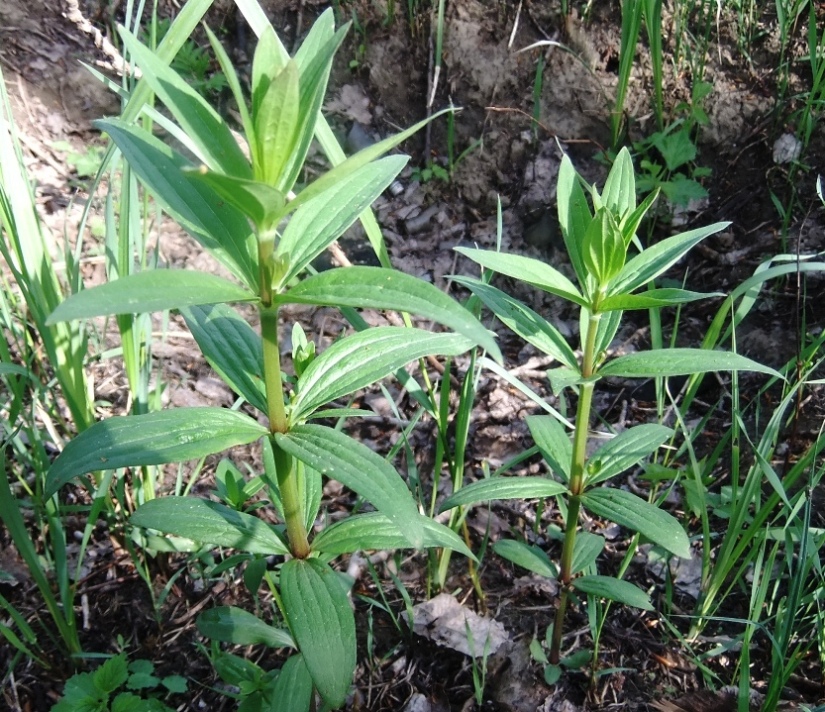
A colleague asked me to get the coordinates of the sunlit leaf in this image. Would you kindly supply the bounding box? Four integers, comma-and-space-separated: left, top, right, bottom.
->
598, 348, 781, 379
572, 575, 652, 610
440, 477, 567, 512
494, 539, 557, 578
526, 415, 572, 482
571, 532, 604, 574
585, 424, 673, 486
197, 607, 295, 648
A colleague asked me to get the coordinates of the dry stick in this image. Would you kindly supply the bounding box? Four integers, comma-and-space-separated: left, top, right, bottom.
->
62, 0, 131, 75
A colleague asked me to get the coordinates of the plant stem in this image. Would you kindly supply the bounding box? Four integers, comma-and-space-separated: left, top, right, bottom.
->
549, 312, 600, 664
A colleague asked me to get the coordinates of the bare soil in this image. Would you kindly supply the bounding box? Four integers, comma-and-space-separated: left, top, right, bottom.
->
3, 1, 825, 710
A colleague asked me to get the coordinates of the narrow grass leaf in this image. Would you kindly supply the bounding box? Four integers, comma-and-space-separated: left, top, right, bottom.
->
585, 424, 673, 486
119, 27, 251, 179
275, 157, 408, 286
271, 654, 314, 712
571, 533, 605, 574
278, 268, 499, 360
456, 248, 586, 306
494, 539, 558, 578
598, 348, 781, 379
453, 276, 576, 368
440, 477, 567, 512
180, 304, 267, 413
131, 497, 289, 555
572, 575, 653, 610
526, 415, 572, 482
580, 488, 691, 558
311, 512, 474, 559
97, 119, 258, 288
275, 425, 423, 547
281, 558, 356, 708
47, 271, 256, 324
46, 409, 267, 496
598, 288, 722, 312
197, 607, 295, 648
291, 327, 473, 422
609, 222, 729, 295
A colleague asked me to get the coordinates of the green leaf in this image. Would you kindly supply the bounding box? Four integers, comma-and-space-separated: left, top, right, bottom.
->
585, 424, 673, 486
440, 476, 567, 512
275, 424, 423, 548
570, 532, 604, 574
197, 607, 295, 648
48, 270, 256, 325
271, 654, 314, 712
278, 268, 500, 360
494, 539, 557, 578
598, 348, 781, 379
526, 415, 572, 482
161, 676, 187, 694
572, 575, 653, 610
609, 222, 729, 295
184, 169, 285, 228
452, 276, 576, 368
456, 248, 586, 307
598, 288, 722, 312
290, 327, 474, 422
544, 664, 562, 685
254, 60, 302, 188
131, 497, 289, 555
280, 558, 356, 708
97, 119, 258, 289
582, 208, 626, 286
601, 147, 637, 219
580, 488, 691, 558
275, 157, 408, 287
94, 653, 129, 695
46, 408, 267, 496
312, 512, 475, 558
118, 26, 251, 179
556, 154, 591, 284
181, 304, 267, 413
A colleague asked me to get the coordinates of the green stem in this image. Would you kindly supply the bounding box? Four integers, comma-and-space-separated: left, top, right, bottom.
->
271, 437, 311, 558
549, 312, 600, 665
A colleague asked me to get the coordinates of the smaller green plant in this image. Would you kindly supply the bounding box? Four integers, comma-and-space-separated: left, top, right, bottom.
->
51, 140, 107, 179
529, 626, 591, 685
411, 159, 449, 183
52, 654, 187, 712
633, 81, 713, 208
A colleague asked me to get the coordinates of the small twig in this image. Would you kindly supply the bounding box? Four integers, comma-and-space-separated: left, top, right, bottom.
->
63, 0, 131, 75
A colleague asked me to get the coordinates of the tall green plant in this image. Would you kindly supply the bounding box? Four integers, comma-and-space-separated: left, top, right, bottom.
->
439, 148, 779, 677
44, 11, 499, 708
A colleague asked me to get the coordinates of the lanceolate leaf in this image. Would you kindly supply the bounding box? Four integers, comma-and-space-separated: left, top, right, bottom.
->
275, 157, 408, 287
275, 425, 424, 547
580, 488, 691, 558
572, 575, 653, 610
280, 558, 356, 708
598, 348, 781, 379
291, 327, 474, 422
97, 119, 258, 288
119, 27, 251, 179
440, 477, 567, 512
453, 276, 576, 368
494, 539, 557, 578
271, 654, 314, 712
254, 59, 302, 188
526, 415, 573, 482
456, 248, 587, 307
556, 154, 591, 284
571, 533, 604, 574
585, 424, 673, 486
278, 268, 500, 360
598, 288, 723, 312
600, 147, 636, 220
184, 169, 285, 228
130, 497, 289, 555
609, 222, 729, 295
181, 304, 267, 413
311, 512, 474, 558
46, 409, 267, 496
47, 271, 256, 324
197, 607, 295, 648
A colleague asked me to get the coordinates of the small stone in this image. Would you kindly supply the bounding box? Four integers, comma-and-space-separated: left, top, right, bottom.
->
772, 133, 802, 164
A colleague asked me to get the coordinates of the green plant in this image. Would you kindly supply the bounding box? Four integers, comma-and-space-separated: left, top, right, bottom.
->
439, 147, 778, 678
52, 653, 186, 712
44, 8, 497, 709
